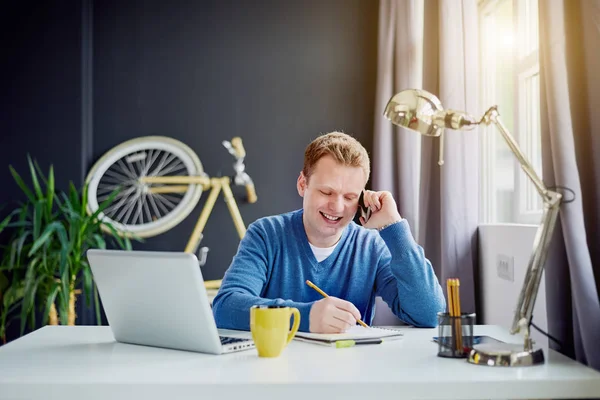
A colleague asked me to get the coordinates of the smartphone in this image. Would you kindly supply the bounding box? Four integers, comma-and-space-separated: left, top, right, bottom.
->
432, 335, 505, 345
357, 191, 372, 224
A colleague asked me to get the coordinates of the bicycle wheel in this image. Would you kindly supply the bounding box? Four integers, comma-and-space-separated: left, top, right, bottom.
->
86, 136, 204, 238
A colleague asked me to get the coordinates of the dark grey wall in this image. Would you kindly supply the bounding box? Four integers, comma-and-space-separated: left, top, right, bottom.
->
1, 0, 378, 332
1, 0, 84, 340
1, 1, 84, 197
92, 0, 379, 281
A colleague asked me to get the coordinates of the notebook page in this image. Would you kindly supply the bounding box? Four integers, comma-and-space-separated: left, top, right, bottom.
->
295, 326, 403, 341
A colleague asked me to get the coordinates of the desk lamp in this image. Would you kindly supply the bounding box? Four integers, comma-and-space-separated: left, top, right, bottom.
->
384, 89, 562, 367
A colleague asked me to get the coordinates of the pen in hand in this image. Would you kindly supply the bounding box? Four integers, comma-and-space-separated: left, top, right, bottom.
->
305, 280, 369, 328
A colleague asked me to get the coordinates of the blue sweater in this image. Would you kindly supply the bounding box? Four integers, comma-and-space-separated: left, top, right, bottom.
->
212, 209, 445, 332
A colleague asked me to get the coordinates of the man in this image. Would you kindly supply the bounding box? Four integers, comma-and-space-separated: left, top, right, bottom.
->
213, 132, 445, 333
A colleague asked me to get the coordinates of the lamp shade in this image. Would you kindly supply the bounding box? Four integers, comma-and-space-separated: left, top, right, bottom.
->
384, 89, 480, 134
383, 89, 444, 137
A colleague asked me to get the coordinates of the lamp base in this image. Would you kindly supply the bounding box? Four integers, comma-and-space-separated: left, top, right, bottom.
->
467, 343, 545, 367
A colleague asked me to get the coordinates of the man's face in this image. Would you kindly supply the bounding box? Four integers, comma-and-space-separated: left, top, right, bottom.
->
297, 155, 366, 248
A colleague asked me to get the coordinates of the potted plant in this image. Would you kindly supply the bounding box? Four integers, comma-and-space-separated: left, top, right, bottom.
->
0, 157, 135, 343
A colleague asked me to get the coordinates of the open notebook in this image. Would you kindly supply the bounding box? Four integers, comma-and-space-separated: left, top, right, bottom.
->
294, 326, 403, 346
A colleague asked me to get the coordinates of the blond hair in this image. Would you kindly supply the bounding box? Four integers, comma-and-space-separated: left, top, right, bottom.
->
302, 131, 370, 183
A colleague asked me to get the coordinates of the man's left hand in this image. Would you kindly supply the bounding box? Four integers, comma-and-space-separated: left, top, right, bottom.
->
359, 190, 402, 230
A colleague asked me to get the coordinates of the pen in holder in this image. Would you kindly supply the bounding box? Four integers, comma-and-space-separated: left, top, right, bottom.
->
437, 312, 475, 358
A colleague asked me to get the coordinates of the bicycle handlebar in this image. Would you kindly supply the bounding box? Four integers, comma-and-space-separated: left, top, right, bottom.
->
224, 137, 257, 203
245, 182, 257, 203
230, 137, 246, 159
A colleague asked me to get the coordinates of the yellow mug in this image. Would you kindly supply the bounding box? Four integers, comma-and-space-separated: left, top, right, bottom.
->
250, 305, 300, 358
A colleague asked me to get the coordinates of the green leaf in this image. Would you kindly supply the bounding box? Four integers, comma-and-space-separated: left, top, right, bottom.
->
0, 214, 12, 235
81, 183, 89, 217
54, 223, 69, 251
0, 272, 8, 292
12, 204, 31, 232
1, 294, 24, 340
2, 285, 23, 309
27, 155, 44, 201
46, 165, 55, 217
33, 201, 43, 240
16, 230, 32, 262
92, 234, 106, 249
28, 221, 62, 257
59, 248, 70, 288
94, 283, 101, 325
9, 165, 35, 203
42, 282, 60, 326
124, 235, 133, 250
58, 279, 70, 326
82, 263, 93, 306
69, 182, 81, 211
102, 222, 131, 249
20, 269, 44, 334
9, 241, 17, 271
93, 187, 120, 217
32, 159, 48, 186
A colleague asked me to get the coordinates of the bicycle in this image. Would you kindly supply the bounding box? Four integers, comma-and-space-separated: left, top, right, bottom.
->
85, 136, 257, 288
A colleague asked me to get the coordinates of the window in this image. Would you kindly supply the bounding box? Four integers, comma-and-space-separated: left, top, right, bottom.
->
478, 0, 542, 224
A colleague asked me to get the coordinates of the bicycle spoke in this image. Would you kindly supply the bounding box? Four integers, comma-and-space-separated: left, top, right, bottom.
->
149, 152, 175, 177
103, 186, 138, 217
147, 193, 163, 220
154, 193, 179, 209
139, 151, 147, 177
99, 176, 132, 186
149, 151, 169, 176
133, 152, 148, 178
150, 193, 172, 215
116, 159, 138, 180
156, 159, 186, 176
102, 169, 131, 182
142, 193, 153, 223
99, 183, 135, 204
119, 188, 142, 225
104, 165, 134, 183
124, 158, 139, 179
97, 188, 124, 203
157, 154, 179, 173
142, 149, 159, 176
97, 182, 129, 197
133, 194, 144, 225
160, 193, 183, 204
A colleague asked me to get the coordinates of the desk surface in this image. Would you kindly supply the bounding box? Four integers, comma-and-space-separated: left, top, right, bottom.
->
0, 325, 599, 400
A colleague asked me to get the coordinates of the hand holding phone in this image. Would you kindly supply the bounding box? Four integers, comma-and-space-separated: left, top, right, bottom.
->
357, 190, 402, 229
358, 191, 372, 225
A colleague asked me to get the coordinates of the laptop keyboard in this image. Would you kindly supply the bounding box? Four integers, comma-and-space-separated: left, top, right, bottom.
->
220, 336, 248, 345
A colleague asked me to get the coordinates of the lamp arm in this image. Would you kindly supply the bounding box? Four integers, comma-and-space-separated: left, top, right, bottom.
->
482, 107, 549, 199
510, 199, 561, 336
481, 106, 563, 345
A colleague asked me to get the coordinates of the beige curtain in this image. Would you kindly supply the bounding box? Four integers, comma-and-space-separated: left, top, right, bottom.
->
372, 0, 479, 325
372, 0, 424, 236
539, 0, 600, 370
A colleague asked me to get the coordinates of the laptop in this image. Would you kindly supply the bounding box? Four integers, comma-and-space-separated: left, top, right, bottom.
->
86, 249, 255, 355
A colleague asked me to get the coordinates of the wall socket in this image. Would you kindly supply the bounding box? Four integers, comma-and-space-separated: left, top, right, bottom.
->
497, 254, 514, 282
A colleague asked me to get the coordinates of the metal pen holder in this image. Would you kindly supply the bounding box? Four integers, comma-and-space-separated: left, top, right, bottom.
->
437, 312, 475, 358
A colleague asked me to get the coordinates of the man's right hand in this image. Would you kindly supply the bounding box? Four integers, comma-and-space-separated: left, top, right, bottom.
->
309, 297, 362, 333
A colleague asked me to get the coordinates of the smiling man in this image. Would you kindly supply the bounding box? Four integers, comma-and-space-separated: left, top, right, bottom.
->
212, 132, 445, 333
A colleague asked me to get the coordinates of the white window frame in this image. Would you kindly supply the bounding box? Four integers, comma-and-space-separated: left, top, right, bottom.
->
478, 0, 501, 224
478, 0, 542, 225
514, 0, 542, 224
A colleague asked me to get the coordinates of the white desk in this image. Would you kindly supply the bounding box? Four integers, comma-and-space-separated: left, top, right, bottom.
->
0, 325, 599, 400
